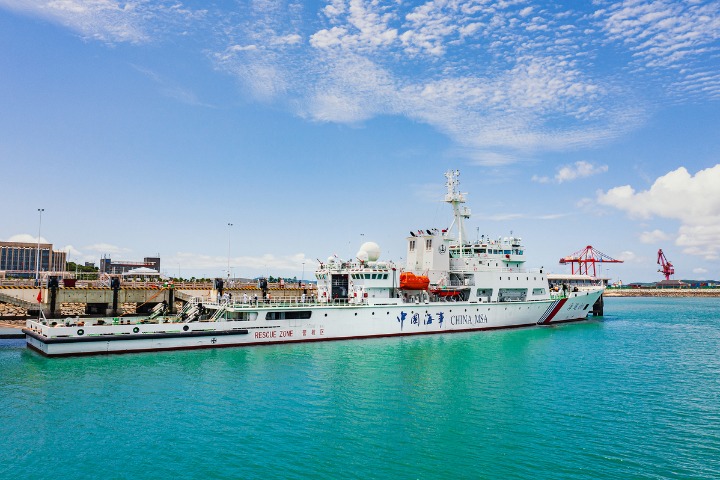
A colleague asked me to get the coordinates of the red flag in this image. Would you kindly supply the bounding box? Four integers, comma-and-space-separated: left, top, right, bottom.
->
37, 291, 42, 303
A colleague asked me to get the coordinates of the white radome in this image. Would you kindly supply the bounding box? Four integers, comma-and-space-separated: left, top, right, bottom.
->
358, 241, 381, 262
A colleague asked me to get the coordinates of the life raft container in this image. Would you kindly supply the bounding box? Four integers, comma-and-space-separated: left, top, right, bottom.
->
399, 272, 430, 290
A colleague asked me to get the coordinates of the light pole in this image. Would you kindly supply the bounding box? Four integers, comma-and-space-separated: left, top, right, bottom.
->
227, 223, 233, 279
35, 208, 44, 286
301, 262, 305, 287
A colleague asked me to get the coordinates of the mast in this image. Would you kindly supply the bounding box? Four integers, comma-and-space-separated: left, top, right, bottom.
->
444, 170, 471, 245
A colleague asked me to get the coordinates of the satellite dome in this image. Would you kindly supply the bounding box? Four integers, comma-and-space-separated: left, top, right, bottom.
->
358, 241, 381, 262
356, 250, 369, 262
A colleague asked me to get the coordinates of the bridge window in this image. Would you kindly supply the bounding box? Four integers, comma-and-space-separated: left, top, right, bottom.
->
266, 311, 312, 320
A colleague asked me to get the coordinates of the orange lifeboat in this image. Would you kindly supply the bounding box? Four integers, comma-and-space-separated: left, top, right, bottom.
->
399, 272, 430, 290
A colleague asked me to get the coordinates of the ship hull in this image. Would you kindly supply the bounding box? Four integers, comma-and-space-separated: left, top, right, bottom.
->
24, 289, 602, 357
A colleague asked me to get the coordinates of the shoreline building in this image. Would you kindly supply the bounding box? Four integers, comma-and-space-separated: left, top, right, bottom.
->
0, 241, 67, 278
100, 255, 161, 275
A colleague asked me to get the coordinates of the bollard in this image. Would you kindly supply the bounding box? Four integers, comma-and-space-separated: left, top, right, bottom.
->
111, 277, 120, 316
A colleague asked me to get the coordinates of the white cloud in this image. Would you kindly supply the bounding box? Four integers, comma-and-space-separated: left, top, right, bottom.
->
5, 0, 717, 163
0, 0, 202, 44
598, 164, 720, 259
59, 244, 81, 256
132, 65, 213, 107
616, 251, 638, 263
596, 0, 720, 99
209, 1, 649, 161
469, 151, 519, 167
693, 267, 708, 275
83, 243, 132, 255
1, 237, 113, 264
169, 251, 314, 273
6, 233, 48, 243
639, 229, 671, 244
536, 213, 570, 220
556, 161, 608, 183
615, 251, 653, 266
475, 213, 525, 222
229, 44, 258, 52
533, 160, 608, 184
59, 244, 100, 264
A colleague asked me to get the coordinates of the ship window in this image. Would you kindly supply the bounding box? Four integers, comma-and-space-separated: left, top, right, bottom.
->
384, 274, 388, 279
409, 240, 415, 251
372, 274, 378, 279
266, 311, 312, 320
532, 288, 546, 295
365, 274, 371, 279
426, 239, 432, 250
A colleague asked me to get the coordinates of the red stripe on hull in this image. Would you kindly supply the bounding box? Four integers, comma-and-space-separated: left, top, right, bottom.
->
540, 298, 568, 325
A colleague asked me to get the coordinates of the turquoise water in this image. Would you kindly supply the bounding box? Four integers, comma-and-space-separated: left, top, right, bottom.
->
1, 297, 719, 479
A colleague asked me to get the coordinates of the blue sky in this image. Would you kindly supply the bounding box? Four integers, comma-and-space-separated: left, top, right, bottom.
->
1, 0, 719, 283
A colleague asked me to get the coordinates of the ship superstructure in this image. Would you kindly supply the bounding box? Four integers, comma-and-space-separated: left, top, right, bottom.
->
315, 170, 551, 305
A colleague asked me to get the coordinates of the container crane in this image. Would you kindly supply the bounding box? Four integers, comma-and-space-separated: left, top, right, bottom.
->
559, 245, 623, 277
657, 249, 674, 280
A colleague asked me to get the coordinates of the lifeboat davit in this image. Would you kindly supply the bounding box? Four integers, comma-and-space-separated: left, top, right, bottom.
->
399, 272, 430, 290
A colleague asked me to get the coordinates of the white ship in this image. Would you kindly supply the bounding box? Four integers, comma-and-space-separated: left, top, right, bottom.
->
24, 171, 604, 357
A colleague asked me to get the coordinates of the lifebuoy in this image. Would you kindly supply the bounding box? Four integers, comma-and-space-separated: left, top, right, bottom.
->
77, 329, 84, 336
133, 327, 140, 334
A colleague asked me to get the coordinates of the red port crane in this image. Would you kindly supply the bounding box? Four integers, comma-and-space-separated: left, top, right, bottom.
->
559, 245, 623, 277
657, 249, 675, 280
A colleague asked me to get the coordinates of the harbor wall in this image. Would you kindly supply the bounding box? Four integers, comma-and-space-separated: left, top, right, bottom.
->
0, 285, 316, 319
603, 288, 720, 297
